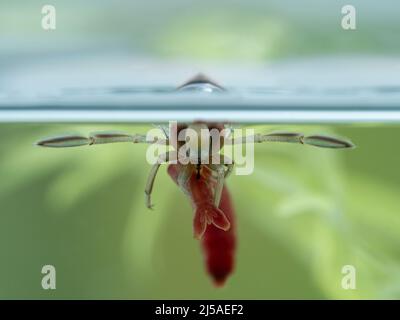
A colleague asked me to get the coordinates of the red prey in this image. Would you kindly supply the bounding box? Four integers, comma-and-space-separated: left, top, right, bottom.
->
168, 163, 236, 286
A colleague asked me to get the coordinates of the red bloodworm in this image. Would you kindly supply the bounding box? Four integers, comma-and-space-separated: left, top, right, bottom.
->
200, 185, 236, 287
167, 164, 236, 286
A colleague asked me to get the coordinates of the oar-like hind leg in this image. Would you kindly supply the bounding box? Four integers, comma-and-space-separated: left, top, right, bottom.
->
227, 132, 355, 149
36, 131, 166, 148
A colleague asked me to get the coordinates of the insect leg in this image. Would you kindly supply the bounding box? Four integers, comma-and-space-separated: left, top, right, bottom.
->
206, 163, 225, 207
144, 151, 173, 209
214, 165, 226, 208
37, 131, 167, 148
211, 153, 235, 207
176, 165, 193, 195
221, 155, 234, 179
209, 154, 234, 178
227, 132, 354, 149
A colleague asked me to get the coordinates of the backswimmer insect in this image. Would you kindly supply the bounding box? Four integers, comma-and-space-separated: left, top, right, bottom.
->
37, 74, 355, 286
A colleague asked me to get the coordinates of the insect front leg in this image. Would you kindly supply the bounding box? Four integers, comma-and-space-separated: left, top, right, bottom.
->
207, 154, 234, 207
209, 155, 234, 178
212, 165, 225, 208
144, 151, 174, 209
176, 165, 195, 196
222, 155, 234, 179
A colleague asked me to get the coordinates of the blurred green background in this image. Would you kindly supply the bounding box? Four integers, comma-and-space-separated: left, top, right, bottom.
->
1, 0, 400, 299
1, 124, 400, 299
1, 0, 400, 60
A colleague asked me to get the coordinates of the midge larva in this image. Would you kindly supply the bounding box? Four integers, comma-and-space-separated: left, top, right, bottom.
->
36, 74, 355, 286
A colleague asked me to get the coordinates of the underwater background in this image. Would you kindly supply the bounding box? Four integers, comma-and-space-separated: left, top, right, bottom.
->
0, 123, 399, 299
1, 0, 400, 299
